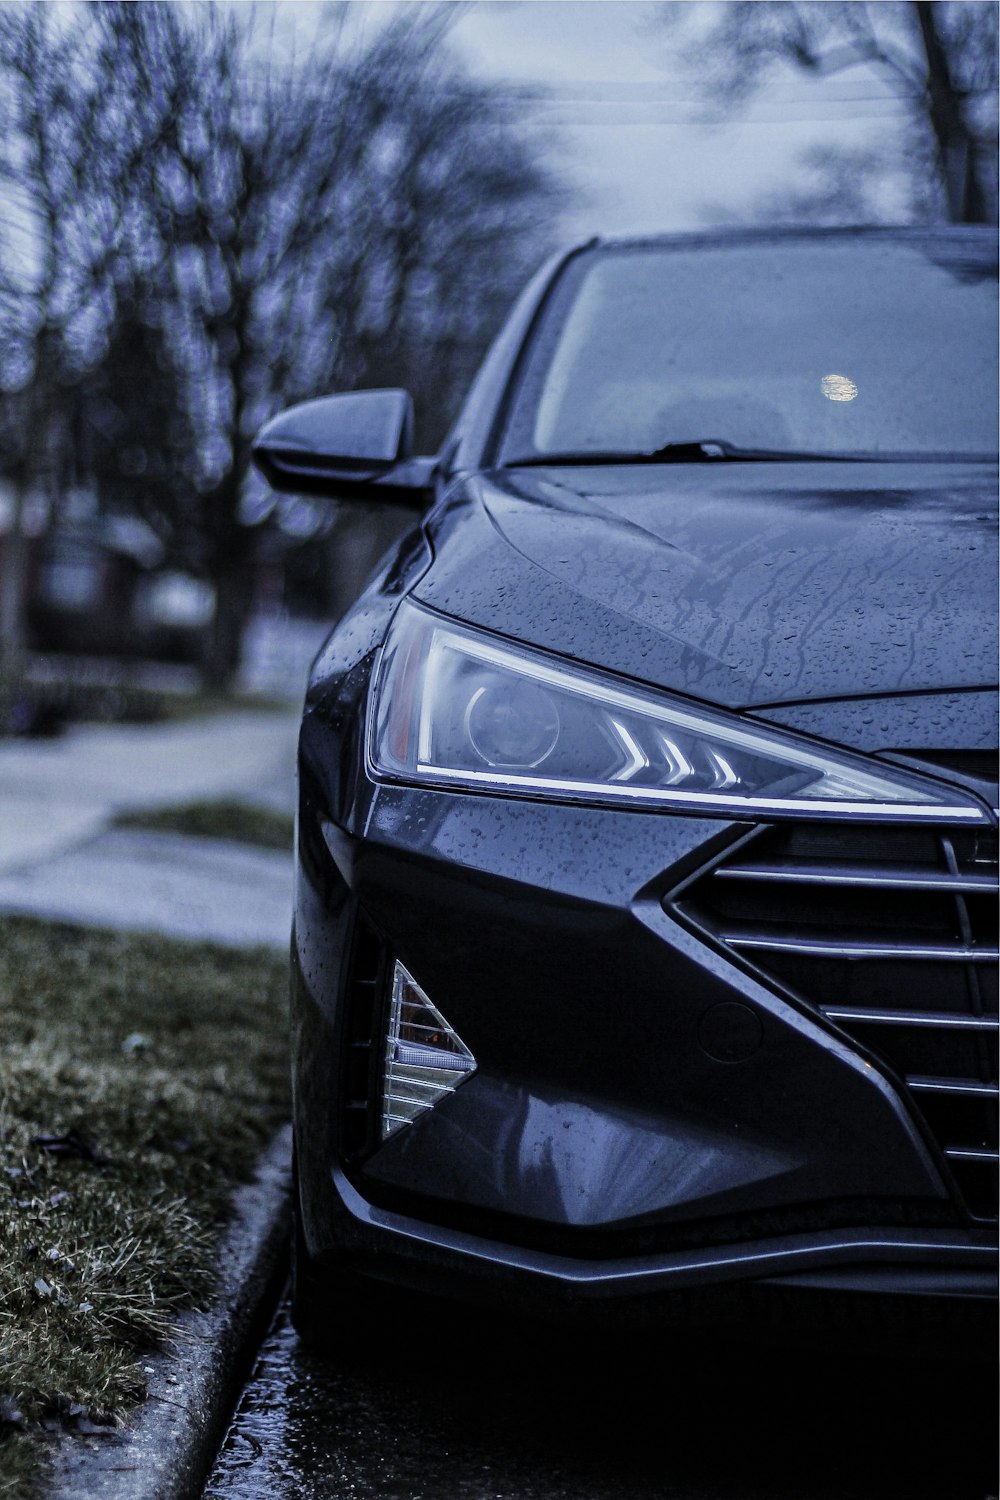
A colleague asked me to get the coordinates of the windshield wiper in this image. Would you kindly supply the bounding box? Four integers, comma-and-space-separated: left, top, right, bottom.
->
506, 439, 856, 466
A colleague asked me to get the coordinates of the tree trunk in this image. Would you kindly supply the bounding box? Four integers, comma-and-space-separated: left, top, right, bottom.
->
0, 464, 32, 684
2, 376, 53, 702
201, 557, 253, 693
914, 1, 990, 223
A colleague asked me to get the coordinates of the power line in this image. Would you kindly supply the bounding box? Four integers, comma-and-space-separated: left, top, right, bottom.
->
519, 107, 917, 126
238, 77, 925, 124
464, 80, 995, 102
479, 87, 927, 105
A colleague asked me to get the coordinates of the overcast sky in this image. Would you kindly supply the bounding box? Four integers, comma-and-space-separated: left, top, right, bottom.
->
448, 0, 912, 238
294, 0, 910, 242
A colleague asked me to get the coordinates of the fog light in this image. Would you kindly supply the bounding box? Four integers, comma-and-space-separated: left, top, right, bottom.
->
381, 962, 476, 1140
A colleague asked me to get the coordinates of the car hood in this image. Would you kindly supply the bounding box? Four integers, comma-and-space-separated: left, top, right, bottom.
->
415, 460, 997, 715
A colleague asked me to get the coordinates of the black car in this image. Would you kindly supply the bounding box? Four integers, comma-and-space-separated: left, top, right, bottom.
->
254, 227, 998, 1346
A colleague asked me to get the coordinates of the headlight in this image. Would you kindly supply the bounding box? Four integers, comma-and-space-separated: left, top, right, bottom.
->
367, 601, 986, 824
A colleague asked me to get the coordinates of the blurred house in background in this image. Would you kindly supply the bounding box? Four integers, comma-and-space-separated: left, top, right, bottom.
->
29, 522, 214, 666
0, 469, 414, 681
1, 477, 211, 664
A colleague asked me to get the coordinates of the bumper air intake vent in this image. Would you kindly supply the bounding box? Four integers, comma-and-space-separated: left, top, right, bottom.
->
340, 908, 390, 1160
670, 822, 998, 1222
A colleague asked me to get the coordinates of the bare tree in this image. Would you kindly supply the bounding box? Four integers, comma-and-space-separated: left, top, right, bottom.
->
655, 1, 998, 224
0, 5, 141, 683
89, 1, 351, 687
82, 4, 556, 687
299, 30, 563, 447
1, 3, 557, 693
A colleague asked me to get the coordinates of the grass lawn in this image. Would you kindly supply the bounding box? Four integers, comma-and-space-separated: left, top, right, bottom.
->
116, 799, 294, 851
0, 918, 290, 1497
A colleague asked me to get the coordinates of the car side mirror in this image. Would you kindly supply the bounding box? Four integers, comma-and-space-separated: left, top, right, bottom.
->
252, 390, 434, 507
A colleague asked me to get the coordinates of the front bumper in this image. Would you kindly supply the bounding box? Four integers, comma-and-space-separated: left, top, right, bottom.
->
292, 736, 996, 1307
330, 1162, 993, 1299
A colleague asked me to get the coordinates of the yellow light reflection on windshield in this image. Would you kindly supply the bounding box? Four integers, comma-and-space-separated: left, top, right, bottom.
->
821, 373, 858, 402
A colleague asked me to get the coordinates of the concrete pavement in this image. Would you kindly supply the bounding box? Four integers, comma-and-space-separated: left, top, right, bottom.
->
0, 708, 300, 947
0, 828, 294, 948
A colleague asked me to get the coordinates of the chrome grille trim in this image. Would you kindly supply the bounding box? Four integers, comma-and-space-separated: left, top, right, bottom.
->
393, 1042, 476, 1073
822, 1008, 998, 1031
726, 933, 998, 962
387, 1088, 456, 1111
715, 862, 997, 894
386, 1075, 459, 1097
907, 1076, 999, 1097
671, 820, 999, 1221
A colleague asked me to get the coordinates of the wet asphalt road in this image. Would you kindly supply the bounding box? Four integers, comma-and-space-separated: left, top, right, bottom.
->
203, 1289, 997, 1500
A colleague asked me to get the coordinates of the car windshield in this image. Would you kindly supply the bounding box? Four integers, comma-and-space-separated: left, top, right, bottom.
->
501, 234, 998, 463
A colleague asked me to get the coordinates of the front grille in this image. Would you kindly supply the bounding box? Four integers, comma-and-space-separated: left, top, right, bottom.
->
671, 822, 999, 1221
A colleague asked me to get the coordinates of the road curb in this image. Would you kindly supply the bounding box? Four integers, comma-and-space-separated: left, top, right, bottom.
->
46, 1125, 292, 1500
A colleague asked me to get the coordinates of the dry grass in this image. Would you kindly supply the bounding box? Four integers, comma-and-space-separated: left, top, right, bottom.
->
0, 918, 290, 1496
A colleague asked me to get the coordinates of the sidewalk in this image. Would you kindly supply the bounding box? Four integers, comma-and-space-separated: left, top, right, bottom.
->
0, 709, 299, 947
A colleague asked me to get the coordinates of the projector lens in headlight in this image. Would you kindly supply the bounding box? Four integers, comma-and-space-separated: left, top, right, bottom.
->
465, 680, 561, 769
367, 600, 986, 824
